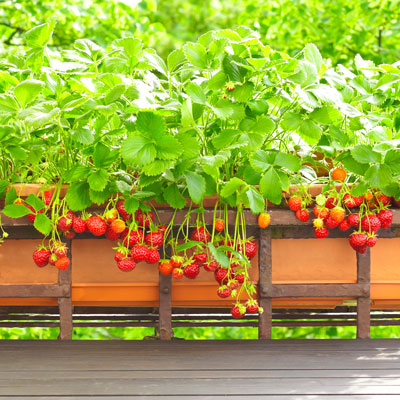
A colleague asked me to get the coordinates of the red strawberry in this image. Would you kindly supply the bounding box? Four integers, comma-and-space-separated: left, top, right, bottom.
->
217, 285, 231, 298
190, 226, 211, 243
66, 211, 76, 220
338, 218, 351, 231
120, 228, 144, 248
325, 197, 337, 209
171, 255, 184, 268
33, 247, 51, 267
235, 273, 245, 284
330, 207, 345, 223
377, 209, 393, 229
116, 200, 132, 221
288, 196, 302, 211
110, 219, 126, 234
157, 225, 168, 234
215, 219, 225, 231
231, 304, 246, 319
64, 230, 76, 239
344, 194, 363, 208
105, 225, 120, 241
214, 267, 231, 284
135, 209, 154, 228
227, 279, 239, 290
366, 235, 378, 247
159, 261, 173, 276
295, 209, 309, 222
57, 216, 73, 232
42, 190, 53, 206
55, 256, 70, 270
375, 194, 391, 206
349, 232, 367, 251
105, 209, 118, 223
72, 217, 86, 233
27, 205, 39, 223
361, 215, 381, 233
313, 206, 329, 219
193, 252, 207, 264
117, 258, 136, 272
324, 216, 339, 229
348, 213, 360, 228
144, 231, 164, 248
246, 300, 259, 314
114, 250, 128, 263
204, 260, 219, 272
130, 244, 149, 262
242, 240, 257, 260
49, 253, 58, 266
146, 248, 160, 264
172, 268, 184, 280
86, 216, 107, 236
183, 262, 200, 279
53, 243, 68, 258
314, 227, 329, 238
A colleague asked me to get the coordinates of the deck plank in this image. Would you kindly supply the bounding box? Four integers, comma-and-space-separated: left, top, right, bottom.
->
0, 340, 399, 398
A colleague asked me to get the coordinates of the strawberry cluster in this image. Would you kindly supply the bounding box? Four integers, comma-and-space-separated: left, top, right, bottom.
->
288, 186, 395, 254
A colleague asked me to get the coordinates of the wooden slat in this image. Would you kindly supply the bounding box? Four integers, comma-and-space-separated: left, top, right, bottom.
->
0, 285, 69, 298
357, 249, 371, 339
158, 272, 172, 340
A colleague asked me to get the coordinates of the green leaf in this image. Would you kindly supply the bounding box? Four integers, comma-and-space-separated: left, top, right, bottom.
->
281, 112, 302, 130
365, 164, 392, 189
93, 143, 118, 168
71, 128, 94, 145
104, 84, 126, 104
212, 129, 238, 149
122, 135, 156, 165
5, 187, 17, 205
113, 37, 143, 58
186, 82, 206, 104
351, 145, 382, 164
65, 181, 92, 211
136, 111, 165, 139
115, 180, 131, 195
207, 71, 226, 90
259, 167, 282, 204
207, 242, 229, 268
25, 194, 45, 212
220, 177, 246, 198
185, 171, 206, 204
351, 182, 370, 197
232, 82, 254, 103
88, 169, 108, 191
156, 136, 183, 160
246, 187, 265, 214
33, 213, 52, 235
183, 42, 208, 69
89, 185, 113, 205
304, 43, 322, 72
341, 155, 369, 175
164, 183, 186, 209
65, 165, 91, 183
0, 94, 19, 113
252, 116, 275, 134
142, 160, 174, 176
310, 106, 340, 124
274, 152, 301, 172
0, 180, 8, 199
384, 149, 400, 173
2, 204, 31, 218
24, 19, 55, 47
299, 119, 322, 145
250, 150, 270, 172
167, 48, 186, 73
14, 79, 44, 108
176, 241, 200, 252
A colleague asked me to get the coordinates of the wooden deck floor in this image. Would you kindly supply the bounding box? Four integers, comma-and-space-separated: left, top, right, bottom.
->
1, 340, 400, 399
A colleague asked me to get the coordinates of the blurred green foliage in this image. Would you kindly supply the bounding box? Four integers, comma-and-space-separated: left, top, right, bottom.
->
1, 0, 400, 64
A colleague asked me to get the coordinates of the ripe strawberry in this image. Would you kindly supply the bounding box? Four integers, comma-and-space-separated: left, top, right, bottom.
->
105, 209, 118, 223
130, 244, 149, 262
231, 304, 246, 319
227, 279, 239, 290
235, 272, 245, 284
64, 230, 76, 239
324, 216, 339, 229
193, 252, 207, 264
144, 231, 164, 248
361, 215, 381, 233
331, 167, 346, 182
146, 248, 160, 264
377, 209, 393, 229
55, 256, 70, 270
183, 262, 200, 279
116, 200, 132, 221
344, 194, 363, 208
135, 209, 154, 228
258, 213, 271, 229
215, 267, 231, 284
172, 268, 184, 280
246, 300, 259, 314
114, 250, 128, 263
325, 197, 337, 209
53, 243, 68, 258
171, 255, 184, 268
364, 192, 373, 202
42, 190, 53, 206
57, 216, 73, 232
66, 211, 76, 220
105, 225, 120, 241
348, 213, 360, 228
314, 227, 329, 238
313, 206, 329, 219
49, 253, 58, 266
86, 216, 107, 236
33, 247, 51, 268
215, 219, 225, 231
313, 218, 324, 229
117, 258, 136, 272
204, 260, 219, 272
338, 218, 351, 231
217, 285, 231, 298
330, 207, 345, 223
296, 209, 309, 222
366, 234, 378, 248
72, 217, 86, 233
190, 226, 211, 243
240, 240, 257, 260
110, 219, 126, 234
375, 194, 391, 206
288, 196, 302, 211
120, 228, 144, 248
349, 232, 367, 250
158, 260, 173, 275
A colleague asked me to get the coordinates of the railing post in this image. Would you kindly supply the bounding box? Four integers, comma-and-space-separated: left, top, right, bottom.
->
356, 249, 371, 339
158, 271, 173, 340
258, 229, 272, 339
58, 239, 73, 340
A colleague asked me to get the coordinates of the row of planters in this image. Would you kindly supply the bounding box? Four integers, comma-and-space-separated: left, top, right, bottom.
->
0, 23, 400, 317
